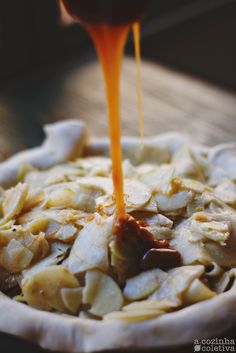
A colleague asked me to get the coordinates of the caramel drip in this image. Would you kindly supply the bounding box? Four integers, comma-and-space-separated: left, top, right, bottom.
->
133, 22, 144, 144
85, 24, 130, 218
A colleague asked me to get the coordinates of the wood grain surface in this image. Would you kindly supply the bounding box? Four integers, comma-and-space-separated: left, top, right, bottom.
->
0, 56, 236, 161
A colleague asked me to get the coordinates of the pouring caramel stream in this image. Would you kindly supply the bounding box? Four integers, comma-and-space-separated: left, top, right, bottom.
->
61, 0, 144, 219
85, 24, 130, 218
133, 22, 144, 143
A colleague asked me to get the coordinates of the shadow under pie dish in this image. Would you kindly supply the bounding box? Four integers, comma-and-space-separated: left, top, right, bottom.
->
0, 120, 236, 353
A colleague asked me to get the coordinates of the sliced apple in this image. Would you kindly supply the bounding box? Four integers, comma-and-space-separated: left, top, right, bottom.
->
22, 265, 79, 312
0, 239, 33, 273
47, 187, 75, 208
155, 190, 193, 212
104, 309, 164, 322
2, 183, 28, 222
61, 287, 83, 314
184, 279, 216, 304
47, 224, 77, 243
23, 242, 70, 279
124, 269, 168, 301
123, 298, 179, 312
68, 213, 114, 274
83, 270, 123, 317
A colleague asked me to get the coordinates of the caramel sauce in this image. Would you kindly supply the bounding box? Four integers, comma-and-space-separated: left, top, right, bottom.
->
85, 24, 129, 218
86, 23, 144, 218
141, 248, 182, 271
115, 215, 169, 251
111, 215, 182, 283
114, 215, 170, 281
61, 0, 146, 219
133, 22, 144, 143
114, 214, 181, 275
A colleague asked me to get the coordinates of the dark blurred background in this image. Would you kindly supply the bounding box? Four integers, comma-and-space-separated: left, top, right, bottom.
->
0, 0, 235, 156
1, 0, 235, 88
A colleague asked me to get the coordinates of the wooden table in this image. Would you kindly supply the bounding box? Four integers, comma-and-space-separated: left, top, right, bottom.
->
0, 56, 236, 352
0, 55, 236, 161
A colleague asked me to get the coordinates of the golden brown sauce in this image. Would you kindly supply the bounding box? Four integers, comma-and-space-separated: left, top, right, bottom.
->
61, 0, 146, 219
84, 23, 145, 218
133, 22, 144, 143
85, 24, 129, 218
115, 215, 169, 250
113, 215, 181, 280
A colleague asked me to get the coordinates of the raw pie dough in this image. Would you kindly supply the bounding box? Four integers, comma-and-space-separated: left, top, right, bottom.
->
0, 120, 236, 352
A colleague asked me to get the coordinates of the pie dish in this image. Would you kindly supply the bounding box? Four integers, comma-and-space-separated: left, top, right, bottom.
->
0, 120, 236, 352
